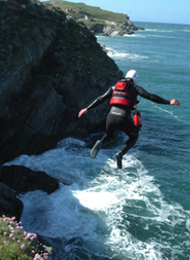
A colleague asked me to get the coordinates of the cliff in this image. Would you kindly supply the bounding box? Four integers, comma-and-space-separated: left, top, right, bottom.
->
0, 0, 123, 164
0, 0, 123, 218
50, 0, 144, 36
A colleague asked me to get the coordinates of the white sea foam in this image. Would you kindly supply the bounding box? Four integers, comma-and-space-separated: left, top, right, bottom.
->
5, 137, 190, 259
154, 105, 182, 122
145, 29, 173, 33
104, 46, 149, 61
123, 33, 138, 37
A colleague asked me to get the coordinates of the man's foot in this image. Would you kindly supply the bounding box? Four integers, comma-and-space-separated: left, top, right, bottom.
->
90, 140, 102, 158
116, 152, 123, 169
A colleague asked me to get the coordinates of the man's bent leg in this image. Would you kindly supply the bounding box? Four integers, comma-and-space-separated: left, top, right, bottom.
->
116, 151, 123, 169
90, 133, 115, 158
121, 135, 138, 155
90, 139, 103, 158
91, 113, 117, 159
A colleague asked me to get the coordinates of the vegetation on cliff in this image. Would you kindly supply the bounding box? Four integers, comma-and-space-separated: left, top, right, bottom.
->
44, 0, 127, 23
0, 215, 51, 259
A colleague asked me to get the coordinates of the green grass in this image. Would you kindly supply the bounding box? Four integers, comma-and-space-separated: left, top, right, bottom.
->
43, 0, 127, 23
0, 215, 50, 260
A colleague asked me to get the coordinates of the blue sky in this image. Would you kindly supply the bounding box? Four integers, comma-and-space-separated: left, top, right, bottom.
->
47, 0, 190, 25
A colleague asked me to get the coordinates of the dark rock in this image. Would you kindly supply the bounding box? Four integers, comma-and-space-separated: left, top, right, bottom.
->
1, 165, 60, 194
89, 23, 104, 34
0, 182, 23, 220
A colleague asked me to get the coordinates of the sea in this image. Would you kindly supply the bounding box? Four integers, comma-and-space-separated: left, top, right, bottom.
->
4, 22, 190, 259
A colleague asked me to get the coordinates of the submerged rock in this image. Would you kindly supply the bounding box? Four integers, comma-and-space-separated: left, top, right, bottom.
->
1, 165, 60, 194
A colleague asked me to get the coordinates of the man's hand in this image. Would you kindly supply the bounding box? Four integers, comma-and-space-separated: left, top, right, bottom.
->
170, 99, 180, 106
78, 108, 88, 118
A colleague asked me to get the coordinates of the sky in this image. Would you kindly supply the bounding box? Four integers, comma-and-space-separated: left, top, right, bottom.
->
48, 0, 190, 25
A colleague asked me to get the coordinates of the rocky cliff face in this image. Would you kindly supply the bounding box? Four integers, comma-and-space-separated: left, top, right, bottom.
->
0, 0, 123, 218
89, 17, 144, 36
103, 19, 143, 36
0, 0, 123, 165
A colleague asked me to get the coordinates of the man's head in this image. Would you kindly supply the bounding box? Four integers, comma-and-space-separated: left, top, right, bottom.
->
125, 70, 139, 84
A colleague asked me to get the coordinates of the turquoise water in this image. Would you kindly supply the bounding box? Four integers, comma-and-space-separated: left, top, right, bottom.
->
5, 22, 190, 259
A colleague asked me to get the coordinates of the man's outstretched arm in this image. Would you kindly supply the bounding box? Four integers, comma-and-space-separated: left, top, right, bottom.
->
136, 85, 180, 106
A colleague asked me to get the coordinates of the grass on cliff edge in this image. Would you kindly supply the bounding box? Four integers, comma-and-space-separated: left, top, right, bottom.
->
0, 215, 50, 260
44, 0, 127, 23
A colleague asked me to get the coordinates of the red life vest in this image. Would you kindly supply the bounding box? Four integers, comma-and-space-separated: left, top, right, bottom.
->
110, 80, 133, 107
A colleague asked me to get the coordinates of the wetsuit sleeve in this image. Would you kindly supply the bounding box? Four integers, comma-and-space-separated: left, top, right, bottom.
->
86, 87, 113, 110
136, 85, 170, 105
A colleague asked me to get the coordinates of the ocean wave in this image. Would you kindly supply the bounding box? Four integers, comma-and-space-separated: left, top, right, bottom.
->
123, 33, 140, 37
145, 28, 190, 33
104, 46, 149, 61
150, 34, 174, 38
96, 34, 145, 39
123, 33, 147, 38
145, 29, 173, 33
144, 34, 175, 38
154, 105, 183, 122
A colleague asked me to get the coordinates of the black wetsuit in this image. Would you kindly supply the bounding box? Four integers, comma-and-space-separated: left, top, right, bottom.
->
87, 81, 170, 155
